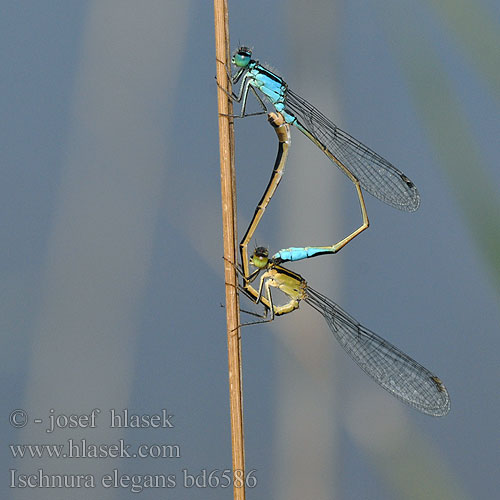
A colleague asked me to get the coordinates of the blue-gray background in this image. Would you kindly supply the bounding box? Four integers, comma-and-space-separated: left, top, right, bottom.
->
1, 1, 499, 499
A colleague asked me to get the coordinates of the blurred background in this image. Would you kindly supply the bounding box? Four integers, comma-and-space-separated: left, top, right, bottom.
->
1, 1, 499, 499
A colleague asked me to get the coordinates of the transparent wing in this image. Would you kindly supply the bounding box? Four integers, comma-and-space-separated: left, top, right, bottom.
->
305, 287, 450, 416
285, 89, 420, 211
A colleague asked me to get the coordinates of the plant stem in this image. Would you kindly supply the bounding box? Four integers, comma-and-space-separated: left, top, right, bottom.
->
213, 2, 246, 499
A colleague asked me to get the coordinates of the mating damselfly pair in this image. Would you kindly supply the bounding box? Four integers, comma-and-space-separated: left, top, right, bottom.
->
222, 47, 450, 416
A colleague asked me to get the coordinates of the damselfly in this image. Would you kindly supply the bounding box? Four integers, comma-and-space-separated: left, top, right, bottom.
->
235, 112, 449, 416
241, 246, 450, 417
228, 46, 419, 263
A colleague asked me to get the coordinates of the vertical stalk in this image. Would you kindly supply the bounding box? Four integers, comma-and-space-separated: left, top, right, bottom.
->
213, 2, 246, 500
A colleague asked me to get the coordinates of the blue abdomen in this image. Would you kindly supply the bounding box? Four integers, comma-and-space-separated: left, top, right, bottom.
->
273, 247, 327, 262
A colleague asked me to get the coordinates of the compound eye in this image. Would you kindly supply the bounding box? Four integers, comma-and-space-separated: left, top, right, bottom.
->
232, 47, 252, 67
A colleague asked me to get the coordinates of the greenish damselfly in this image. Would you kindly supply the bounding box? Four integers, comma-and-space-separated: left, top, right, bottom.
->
235, 114, 449, 417
240, 245, 450, 417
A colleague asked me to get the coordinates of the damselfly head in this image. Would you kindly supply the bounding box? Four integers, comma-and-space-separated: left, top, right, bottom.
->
232, 47, 252, 67
250, 246, 269, 269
